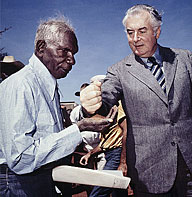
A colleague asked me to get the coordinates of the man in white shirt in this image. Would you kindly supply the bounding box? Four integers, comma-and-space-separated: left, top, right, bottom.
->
0, 16, 116, 197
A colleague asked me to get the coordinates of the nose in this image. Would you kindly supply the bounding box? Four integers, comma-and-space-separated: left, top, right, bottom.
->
133, 32, 140, 43
66, 51, 75, 65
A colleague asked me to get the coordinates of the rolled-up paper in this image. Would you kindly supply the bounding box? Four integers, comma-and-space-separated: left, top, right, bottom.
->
52, 165, 131, 189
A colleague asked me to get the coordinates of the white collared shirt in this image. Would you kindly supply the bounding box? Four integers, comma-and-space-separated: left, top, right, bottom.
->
141, 45, 164, 71
0, 54, 82, 174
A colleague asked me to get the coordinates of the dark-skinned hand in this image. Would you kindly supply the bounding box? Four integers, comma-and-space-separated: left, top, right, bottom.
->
77, 105, 118, 133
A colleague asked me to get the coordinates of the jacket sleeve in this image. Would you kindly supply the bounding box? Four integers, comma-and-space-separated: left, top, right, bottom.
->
97, 64, 123, 116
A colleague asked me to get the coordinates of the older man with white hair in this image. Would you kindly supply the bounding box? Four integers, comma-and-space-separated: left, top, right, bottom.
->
0, 16, 116, 196
80, 4, 192, 197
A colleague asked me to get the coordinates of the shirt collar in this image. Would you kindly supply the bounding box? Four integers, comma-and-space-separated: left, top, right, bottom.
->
29, 54, 57, 100
153, 45, 162, 66
141, 45, 162, 67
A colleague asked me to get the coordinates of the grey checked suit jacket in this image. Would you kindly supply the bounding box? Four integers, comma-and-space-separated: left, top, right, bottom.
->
100, 45, 192, 193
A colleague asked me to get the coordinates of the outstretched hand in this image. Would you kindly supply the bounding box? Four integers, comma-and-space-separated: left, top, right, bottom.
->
77, 105, 118, 133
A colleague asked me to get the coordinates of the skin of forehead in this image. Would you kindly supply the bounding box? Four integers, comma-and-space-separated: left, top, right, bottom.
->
126, 11, 152, 30
53, 32, 78, 54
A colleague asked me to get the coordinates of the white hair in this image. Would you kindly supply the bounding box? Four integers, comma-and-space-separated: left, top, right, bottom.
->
122, 4, 163, 33
34, 15, 75, 47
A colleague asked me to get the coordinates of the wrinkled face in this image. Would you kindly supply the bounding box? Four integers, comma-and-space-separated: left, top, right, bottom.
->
41, 32, 78, 79
125, 11, 160, 58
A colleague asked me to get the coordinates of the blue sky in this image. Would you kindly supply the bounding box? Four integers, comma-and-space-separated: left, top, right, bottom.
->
1, 0, 192, 103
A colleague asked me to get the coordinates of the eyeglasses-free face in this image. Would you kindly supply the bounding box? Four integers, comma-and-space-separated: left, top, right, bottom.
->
41, 32, 78, 79
125, 11, 160, 58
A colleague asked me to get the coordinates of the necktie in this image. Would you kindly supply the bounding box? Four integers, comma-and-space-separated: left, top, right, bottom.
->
147, 57, 166, 94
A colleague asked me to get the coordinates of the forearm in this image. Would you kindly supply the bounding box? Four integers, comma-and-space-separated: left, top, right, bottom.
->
118, 119, 128, 176
120, 145, 127, 165
1, 123, 82, 174
89, 145, 102, 157
120, 121, 127, 164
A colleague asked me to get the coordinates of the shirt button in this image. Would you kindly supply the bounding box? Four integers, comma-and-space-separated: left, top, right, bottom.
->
171, 141, 176, 146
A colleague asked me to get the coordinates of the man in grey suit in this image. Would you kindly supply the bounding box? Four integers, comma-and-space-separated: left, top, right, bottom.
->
80, 4, 192, 197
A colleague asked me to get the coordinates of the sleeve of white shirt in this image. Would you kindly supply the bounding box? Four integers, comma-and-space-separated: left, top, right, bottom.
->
0, 80, 82, 174
70, 105, 82, 123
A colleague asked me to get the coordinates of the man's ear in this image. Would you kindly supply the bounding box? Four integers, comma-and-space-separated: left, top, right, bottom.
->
155, 27, 161, 39
35, 40, 47, 57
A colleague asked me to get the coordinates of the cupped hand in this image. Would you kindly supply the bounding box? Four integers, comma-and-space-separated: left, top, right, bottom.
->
77, 105, 118, 133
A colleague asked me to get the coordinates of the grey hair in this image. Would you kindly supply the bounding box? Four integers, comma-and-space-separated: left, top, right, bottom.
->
122, 4, 163, 33
34, 15, 75, 47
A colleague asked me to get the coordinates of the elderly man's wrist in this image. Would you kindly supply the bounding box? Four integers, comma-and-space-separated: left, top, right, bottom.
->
81, 106, 95, 118
76, 120, 83, 131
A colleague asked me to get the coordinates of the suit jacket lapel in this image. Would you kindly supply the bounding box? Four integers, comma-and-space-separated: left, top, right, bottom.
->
159, 46, 177, 95
125, 54, 168, 104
